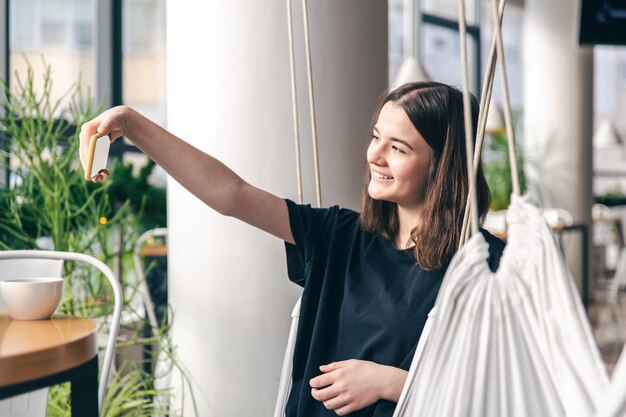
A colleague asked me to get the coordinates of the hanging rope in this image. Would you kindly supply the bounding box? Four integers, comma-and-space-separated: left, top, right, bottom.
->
286, 0, 303, 204
301, 0, 322, 208
460, 0, 520, 245
275, 3, 321, 415
457, 0, 479, 238
459, 0, 520, 246
490, 0, 520, 196
459, 2, 501, 246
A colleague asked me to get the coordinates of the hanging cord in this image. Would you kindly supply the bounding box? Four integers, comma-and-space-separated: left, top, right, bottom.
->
459, 6, 500, 246
286, 0, 304, 204
490, 0, 520, 196
457, 0, 479, 238
459, 77, 496, 245
301, 0, 323, 208
459, 0, 520, 246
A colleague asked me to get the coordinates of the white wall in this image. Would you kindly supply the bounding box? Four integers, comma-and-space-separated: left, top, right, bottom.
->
165, 1, 387, 415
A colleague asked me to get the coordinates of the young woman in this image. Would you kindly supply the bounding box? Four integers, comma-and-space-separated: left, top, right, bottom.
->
79, 81, 504, 416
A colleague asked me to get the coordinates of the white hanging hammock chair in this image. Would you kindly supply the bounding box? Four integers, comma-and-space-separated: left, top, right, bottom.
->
392, 194, 609, 417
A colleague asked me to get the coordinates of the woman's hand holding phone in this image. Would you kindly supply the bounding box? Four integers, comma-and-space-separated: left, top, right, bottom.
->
79, 106, 133, 182
83, 134, 110, 181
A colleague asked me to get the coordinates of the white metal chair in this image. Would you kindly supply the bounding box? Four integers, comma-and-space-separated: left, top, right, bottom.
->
273, 297, 301, 417
0, 250, 123, 416
133, 228, 168, 330
133, 228, 170, 417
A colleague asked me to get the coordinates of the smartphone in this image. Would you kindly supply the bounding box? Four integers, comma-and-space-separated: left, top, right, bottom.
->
84, 133, 111, 180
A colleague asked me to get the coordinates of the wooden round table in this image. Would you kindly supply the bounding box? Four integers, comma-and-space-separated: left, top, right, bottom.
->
0, 311, 99, 416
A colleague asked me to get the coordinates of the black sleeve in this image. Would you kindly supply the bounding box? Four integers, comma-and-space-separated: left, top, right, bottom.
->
480, 228, 507, 273
283, 199, 340, 287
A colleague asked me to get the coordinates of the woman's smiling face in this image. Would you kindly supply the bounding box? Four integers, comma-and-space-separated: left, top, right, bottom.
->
366, 100, 434, 209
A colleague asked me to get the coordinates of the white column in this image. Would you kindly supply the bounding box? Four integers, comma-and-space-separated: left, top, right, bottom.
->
165, 1, 387, 416
523, 0, 593, 289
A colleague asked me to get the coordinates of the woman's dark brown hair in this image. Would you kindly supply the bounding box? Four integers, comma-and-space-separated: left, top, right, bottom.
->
360, 81, 490, 270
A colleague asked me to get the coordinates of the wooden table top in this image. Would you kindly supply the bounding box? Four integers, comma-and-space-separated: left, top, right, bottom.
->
141, 244, 167, 257
0, 311, 97, 387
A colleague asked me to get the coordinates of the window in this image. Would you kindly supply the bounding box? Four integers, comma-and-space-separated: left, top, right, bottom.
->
10, 0, 96, 114
73, 0, 94, 48
12, 0, 37, 47
388, 0, 404, 84
421, 19, 479, 91
123, 0, 165, 124
389, 0, 480, 91
7, 0, 167, 159
421, 0, 477, 25
11, 0, 94, 50
124, 0, 157, 54
593, 46, 626, 198
41, 0, 67, 46
421, 7, 480, 94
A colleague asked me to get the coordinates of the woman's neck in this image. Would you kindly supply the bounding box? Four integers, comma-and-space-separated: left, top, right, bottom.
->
395, 204, 421, 250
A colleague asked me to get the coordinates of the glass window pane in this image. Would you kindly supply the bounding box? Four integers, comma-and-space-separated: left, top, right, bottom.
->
72, 0, 93, 49
11, 0, 37, 47
593, 47, 626, 198
123, 0, 166, 125
389, 0, 405, 84
595, 47, 626, 136
421, 0, 477, 25
41, 0, 68, 45
9, 0, 96, 114
421, 23, 479, 93
125, 1, 156, 52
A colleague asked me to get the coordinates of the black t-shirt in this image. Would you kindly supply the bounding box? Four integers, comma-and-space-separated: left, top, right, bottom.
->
283, 199, 505, 417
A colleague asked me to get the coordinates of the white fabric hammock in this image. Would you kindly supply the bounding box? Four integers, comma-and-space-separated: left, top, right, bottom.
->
392, 195, 609, 417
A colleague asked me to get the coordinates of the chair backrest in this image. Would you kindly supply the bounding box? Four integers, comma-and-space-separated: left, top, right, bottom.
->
133, 228, 170, 417
133, 227, 168, 329
610, 248, 626, 303
0, 250, 122, 416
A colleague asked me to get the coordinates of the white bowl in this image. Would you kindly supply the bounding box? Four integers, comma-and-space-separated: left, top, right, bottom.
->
0, 278, 64, 320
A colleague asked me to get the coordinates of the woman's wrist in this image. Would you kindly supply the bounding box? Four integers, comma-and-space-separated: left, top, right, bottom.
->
379, 365, 408, 402
118, 105, 137, 140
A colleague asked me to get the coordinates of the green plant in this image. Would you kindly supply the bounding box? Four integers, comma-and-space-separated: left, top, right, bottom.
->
108, 158, 167, 231
483, 131, 526, 211
0, 62, 133, 317
0, 59, 197, 417
595, 186, 626, 207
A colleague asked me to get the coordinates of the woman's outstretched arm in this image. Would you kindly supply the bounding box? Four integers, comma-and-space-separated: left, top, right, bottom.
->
79, 106, 294, 244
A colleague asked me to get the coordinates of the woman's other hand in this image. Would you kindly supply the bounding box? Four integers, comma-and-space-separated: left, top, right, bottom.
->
309, 359, 408, 415
79, 106, 134, 182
